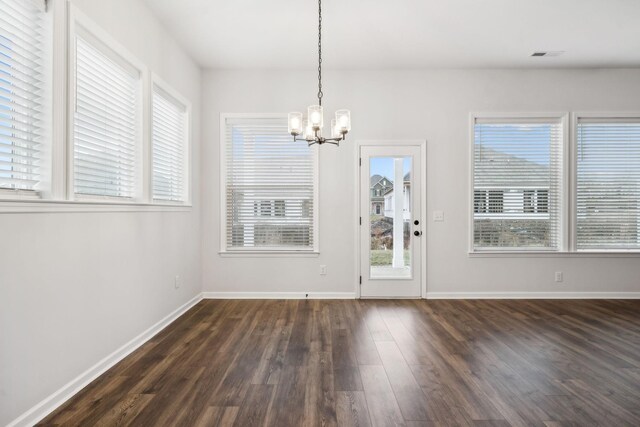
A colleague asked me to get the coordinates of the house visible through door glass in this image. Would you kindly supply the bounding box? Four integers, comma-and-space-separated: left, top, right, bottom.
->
369, 157, 412, 279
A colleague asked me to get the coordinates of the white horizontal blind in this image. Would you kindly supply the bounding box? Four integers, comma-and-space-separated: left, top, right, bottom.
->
152, 86, 187, 202
73, 34, 139, 198
0, 0, 48, 192
225, 117, 316, 250
576, 118, 640, 250
473, 118, 563, 250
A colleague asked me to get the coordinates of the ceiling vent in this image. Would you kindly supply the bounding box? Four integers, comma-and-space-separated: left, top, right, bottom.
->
531, 51, 565, 57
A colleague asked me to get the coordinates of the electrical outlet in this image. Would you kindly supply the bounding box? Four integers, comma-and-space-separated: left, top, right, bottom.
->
433, 210, 444, 222
174, 275, 181, 289
320, 265, 327, 276
555, 272, 563, 283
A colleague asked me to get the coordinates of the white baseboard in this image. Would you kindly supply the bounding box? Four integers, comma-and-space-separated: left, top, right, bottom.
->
425, 292, 640, 299
8, 293, 203, 427
203, 291, 356, 299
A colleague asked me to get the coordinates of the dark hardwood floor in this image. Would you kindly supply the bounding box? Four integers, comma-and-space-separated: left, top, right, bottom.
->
39, 299, 640, 426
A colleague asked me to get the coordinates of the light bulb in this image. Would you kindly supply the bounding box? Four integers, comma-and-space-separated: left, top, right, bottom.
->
331, 118, 340, 138
335, 109, 351, 133
288, 112, 303, 135
303, 119, 314, 140
307, 105, 323, 130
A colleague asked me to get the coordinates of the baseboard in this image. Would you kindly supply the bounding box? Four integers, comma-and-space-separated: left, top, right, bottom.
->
202, 291, 356, 299
425, 291, 640, 299
7, 293, 203, 427
203, 291, 640, 300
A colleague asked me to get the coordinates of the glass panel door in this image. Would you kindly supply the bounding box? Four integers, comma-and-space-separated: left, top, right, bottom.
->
369, 156, 412, 279
360, 145, 422, 298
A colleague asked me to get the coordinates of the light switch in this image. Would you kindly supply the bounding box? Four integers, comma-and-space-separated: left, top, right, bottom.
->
433, 211, 444, 222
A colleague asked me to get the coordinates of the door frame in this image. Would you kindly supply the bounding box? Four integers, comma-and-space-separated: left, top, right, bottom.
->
354, 140, 427, 298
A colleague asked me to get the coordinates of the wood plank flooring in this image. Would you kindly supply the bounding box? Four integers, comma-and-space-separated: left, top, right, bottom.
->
39, 299, 640, 426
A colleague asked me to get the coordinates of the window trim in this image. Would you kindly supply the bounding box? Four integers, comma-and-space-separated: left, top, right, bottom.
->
570, 111, 640, 253
0, 2, 193, 213
468, 112, 569, 253
219, 113, 320, 255
150, 73, 192, 205
67, 5, 146, 203
469, 111, 640, 256
0, 0, 53, 200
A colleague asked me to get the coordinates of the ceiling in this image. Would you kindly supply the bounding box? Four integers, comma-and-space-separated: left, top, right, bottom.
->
144, 0, 640, 69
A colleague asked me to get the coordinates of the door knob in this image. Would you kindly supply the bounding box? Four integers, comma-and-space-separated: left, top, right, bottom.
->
413, 230, 422, 236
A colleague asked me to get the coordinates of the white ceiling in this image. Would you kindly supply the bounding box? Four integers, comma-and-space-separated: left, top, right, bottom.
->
144, 0, 640, 69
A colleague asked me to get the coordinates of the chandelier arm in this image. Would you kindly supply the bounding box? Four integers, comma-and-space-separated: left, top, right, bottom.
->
294, 133, 346, 143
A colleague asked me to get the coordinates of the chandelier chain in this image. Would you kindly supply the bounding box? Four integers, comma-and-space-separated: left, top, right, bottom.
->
317, 0, 323, 106
289, 0, 349, 146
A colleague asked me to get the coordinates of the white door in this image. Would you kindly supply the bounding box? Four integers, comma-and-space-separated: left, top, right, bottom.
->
360, 145, 423, 298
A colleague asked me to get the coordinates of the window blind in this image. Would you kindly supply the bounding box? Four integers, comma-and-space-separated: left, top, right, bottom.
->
152, 85, 187, 202
473, 118, 563, 250
224, 117, 316, 250
0, 0, 48, 192
73, 34, 139, 198
576, 117, 640, 250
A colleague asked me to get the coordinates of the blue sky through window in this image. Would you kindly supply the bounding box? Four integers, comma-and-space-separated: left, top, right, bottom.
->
370, 157, 411, 181
475, 124, 552, 167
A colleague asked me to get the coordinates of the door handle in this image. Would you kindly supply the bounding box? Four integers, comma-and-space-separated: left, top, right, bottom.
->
413, 230, 422, 236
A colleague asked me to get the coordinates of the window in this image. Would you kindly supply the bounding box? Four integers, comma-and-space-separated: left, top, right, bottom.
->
71, 27, 142, 199
524, 190, 548, 213
474, 190, 504, 214
474, 190, 487, 213
472, 116, 564, 250
152, 82, 189, 203
0, 0, 50, 195
223, 116, 317, 251
0, 3, 194, 212
576, 116, 640, 250
488, 190, 504, 213
274, 200, 285, 217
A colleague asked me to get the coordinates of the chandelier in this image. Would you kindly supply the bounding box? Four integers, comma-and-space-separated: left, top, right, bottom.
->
288, 0, 351, 146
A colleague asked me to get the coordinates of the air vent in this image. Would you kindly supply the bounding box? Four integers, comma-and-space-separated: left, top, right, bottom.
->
531, 51, 565, 57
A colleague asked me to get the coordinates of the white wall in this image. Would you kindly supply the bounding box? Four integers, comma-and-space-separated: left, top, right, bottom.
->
0, 0, 202, 425
201, 68, 640, 296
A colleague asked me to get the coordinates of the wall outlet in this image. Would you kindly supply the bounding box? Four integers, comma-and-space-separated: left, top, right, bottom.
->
174, 275, 181, 289
555, 272, 563, 283
433, 210, 444, 222
320, 265, 327, 276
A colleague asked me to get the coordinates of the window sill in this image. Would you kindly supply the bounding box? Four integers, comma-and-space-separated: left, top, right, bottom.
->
0, 199, 193, 214
219, 251, 320, 258
469, 251, 640, 258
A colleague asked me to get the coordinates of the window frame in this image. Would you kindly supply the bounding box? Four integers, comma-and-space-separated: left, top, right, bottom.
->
0, 0, 53, 201
219, 113, 320, 256
149, 73, 192, 205
468, 112, 570, 254
469, 112, 640, 257
570, 111, 640, 253
0, 2, 192, 212
67, 6, 146, 203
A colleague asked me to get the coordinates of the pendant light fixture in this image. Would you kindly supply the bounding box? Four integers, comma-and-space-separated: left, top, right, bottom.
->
288, 0, 351, 146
